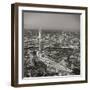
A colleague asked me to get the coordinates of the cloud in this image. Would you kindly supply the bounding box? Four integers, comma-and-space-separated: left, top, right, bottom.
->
24, 11, 80, 32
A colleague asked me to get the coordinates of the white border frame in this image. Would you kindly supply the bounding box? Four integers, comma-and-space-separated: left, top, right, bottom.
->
18, 6, 86, 84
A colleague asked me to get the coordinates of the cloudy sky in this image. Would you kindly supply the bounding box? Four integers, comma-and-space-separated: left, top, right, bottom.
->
23, 11, 80, 32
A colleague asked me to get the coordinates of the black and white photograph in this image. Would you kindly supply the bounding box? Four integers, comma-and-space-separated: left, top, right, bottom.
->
23, 11, 80, 77
11, 3, 87, 87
